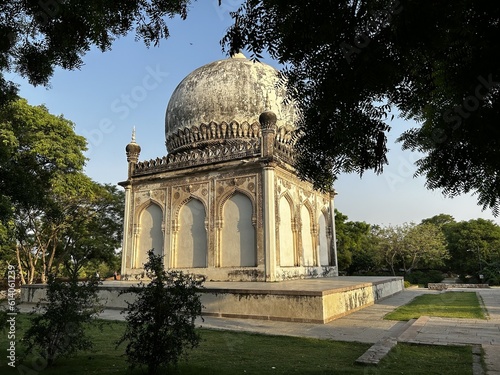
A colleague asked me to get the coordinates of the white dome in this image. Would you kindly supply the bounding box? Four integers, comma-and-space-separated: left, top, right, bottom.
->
165, 53, 297, 153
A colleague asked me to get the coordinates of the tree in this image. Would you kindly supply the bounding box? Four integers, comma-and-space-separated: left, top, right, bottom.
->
222, 1, 500, 214
0, 98, 87, 223
0, 0, 190, 106
0, 98, 124, 284
118, 250, 205, 375
13, 176, 124, 284
421, 214, 456, 229
1, 98, 87, 283
59, 183, 125, 280
375, 224, 408, 276
376, 222, 448, 275
23, 274, 103, 367
444, 219, 500, 282
402, 223, 449, 273
334, 210, 380, 274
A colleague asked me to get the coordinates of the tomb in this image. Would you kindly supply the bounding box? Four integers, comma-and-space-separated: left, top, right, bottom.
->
21, 54, 404, 322
119, 53, 338, 282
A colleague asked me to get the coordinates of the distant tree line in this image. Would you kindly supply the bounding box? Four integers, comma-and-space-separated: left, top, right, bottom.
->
335, 211, 500, 285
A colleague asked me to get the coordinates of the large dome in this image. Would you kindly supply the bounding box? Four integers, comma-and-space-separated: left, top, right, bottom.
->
165, 53, 298, 153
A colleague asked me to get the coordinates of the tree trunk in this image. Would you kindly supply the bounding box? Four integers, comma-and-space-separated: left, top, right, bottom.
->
16, 244, 27, 285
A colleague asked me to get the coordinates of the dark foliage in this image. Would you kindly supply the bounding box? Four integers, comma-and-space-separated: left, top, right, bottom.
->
117, 249, 205, 375
0, 0, 190, 106
405, 270, 444, 287
22, 274, 103, 366
223, 1, 500, 213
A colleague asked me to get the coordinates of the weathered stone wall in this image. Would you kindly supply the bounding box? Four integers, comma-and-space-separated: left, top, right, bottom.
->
21, 277, 404, 324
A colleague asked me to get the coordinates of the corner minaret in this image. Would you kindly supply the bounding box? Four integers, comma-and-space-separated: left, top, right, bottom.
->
126, 127, 141, 178
259, 110, 277, 159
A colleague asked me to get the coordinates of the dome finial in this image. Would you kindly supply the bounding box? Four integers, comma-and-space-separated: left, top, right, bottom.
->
230, 51, 246, 59
264, 91, 271, 111
131, 126, 136, 143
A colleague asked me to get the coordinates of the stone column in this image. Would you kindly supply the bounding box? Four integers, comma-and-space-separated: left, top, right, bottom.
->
121, 184, 132, 276
263, 166, 277, 281
329, 190, 339, 275
260, 111, 278, 281
259, 111, 277, 158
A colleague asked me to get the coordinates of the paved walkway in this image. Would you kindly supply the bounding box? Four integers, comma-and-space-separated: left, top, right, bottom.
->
20, 287, 500, 374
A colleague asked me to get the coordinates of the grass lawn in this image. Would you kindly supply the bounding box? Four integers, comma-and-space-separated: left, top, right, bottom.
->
385, 291, 486, 321
0, 314, 474, 374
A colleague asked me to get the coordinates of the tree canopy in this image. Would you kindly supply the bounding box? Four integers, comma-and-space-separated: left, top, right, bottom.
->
0, 0, 190, 105
0, 98, 124, 283
222, 0, 500, 215
0, 98, 87, 221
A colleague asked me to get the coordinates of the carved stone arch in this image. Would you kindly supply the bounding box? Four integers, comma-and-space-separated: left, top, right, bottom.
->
278, 190, 296, 267
300, 200, 316, 266
135, 201, 164, 268
320, 206, 330, 226
301, 199, 316, 229
217, 188, 256, 222
278, 191, 296, 220
318, 206, 331, 266
218, 190, 257, 267
174, 195, 208, 222
135, 199, 164, 223
175, 197, 208, 268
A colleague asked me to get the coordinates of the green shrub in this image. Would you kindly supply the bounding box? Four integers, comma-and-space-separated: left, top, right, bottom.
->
118, 250, 205, 375
22, 274, 103, 367
404, 280, 411, 288
405, 270, 444, 287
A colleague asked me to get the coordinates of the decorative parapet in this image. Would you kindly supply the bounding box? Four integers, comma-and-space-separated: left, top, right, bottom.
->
132, 121, 300, 177
133, 139, 261, 176
166, 120, 261, 154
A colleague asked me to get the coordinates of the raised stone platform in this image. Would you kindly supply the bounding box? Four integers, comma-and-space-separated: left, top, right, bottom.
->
21, 276, 404, 324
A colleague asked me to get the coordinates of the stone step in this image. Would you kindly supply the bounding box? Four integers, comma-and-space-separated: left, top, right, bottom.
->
355, 319, 416, 365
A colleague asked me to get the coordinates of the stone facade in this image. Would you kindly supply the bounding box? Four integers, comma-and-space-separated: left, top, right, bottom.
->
119, 54, 338, 282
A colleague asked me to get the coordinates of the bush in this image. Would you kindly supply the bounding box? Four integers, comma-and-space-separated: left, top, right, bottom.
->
118, 250, 205, 375
405, 270, 444, 287
404, 280, 411, 288
22, 274, 103, 366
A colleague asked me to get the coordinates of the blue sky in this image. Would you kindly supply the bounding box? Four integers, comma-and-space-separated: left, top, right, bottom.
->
7, 0, 499, 226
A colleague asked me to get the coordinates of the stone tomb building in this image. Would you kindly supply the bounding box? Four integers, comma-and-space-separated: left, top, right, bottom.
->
120, 53, 338, 282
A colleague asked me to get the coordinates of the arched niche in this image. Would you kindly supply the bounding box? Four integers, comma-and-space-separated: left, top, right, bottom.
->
279, 195, 295, 267
137, 204, 164, 267
176, 198, 207, 268
221, 192, 256, 267
319, 211, 330, 266
301, 205, 314, 266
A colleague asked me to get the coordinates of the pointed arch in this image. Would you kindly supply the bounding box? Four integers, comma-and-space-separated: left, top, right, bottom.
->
217, 188, 256, 220
279, 192, 295, 267
176, 198, 207, 268
318, 208, 330, 266
220, 192, 256, 267
137, 203, 164, 267
301, 202, 315, 266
